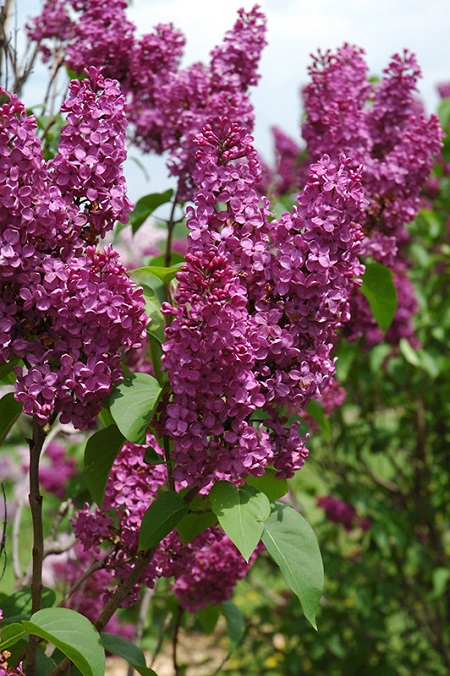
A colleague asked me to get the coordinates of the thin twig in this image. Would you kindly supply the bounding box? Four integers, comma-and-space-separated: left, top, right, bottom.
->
26, 417, 49, 675
172, 605, 184, 676
126, 586, 154, 676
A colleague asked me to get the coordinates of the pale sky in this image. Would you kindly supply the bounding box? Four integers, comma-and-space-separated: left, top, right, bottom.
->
14, 0, 450, 201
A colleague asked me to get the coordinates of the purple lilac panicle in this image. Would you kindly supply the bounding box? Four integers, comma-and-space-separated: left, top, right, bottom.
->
301, 45, 443, 345
162, 119, 366, 488
27, 2, 267, 202
0, 74, 147, 429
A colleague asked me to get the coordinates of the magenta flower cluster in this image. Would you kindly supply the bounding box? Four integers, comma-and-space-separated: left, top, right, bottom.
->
162, 119, 366, 489
317, 495, 371, 532
260, 46, 443, 346
163, 527, 261, 613
0, 71, 147, 428
27, 2, 267, 201
70, 435, 258, 612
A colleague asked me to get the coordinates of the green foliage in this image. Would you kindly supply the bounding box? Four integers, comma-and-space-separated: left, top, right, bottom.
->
0, 392, 22, 445
128, 189, 174, 233
0, 357, 20, 385
246, 468, 289, 501
209, 481, 270, 562
176, 495, 217, 545
22, 608, 105, 676
83, 425, 125, 507
139, 490, 189, 550
0, 623, 27, 651
100, 633, 157, 675
221, 600, 246, 652
0, 587, 56, 625
109, 372, 162, 443
262, 503, 324, 630
360, 261, 397, 333
130, 263, 183, 285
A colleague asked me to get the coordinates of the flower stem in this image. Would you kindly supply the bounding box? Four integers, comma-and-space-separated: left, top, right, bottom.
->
25, 418, 49, 675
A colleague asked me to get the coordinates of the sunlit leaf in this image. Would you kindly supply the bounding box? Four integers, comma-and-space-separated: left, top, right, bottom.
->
23, 608, 105, 676
83, 425, 125, 507
262, 502, 324, 629
209, 481, 270, 562
139, 491, 188, 550
109, 373, 161, 444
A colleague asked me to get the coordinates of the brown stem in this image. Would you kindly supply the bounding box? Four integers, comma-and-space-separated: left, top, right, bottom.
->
25, 418, 49, 675
172, 605, 184, 676
48, 549, 157, 676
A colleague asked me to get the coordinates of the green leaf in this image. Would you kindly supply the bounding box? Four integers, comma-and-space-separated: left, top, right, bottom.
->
148, 252, 185, 267
261, 502, 324, 629
100, 633, 157, 676
305, 399, 331, 442
209, 481, 270, 562
0, 587, 56, 623
83, 425, 125, 507
139, 491, 188, 550
399, 338, 421, 367
196, 605, 220, 635
130, 264, 183, 285
221, 600, 246, 652
142, 284, 165, 345
246, 469, 288, 501
438, 97, 450, 128
109, 372, 162, 444
98, 405, 115, 429
360, 262, 397, 334
143, 445, 165, 465
129, 189, 174, 234
22, 608, 105, 676
430, 567, 450, 600
0, 622, 27, 650
0, 357, 20, 384
0, 393, 22, 445
177, 507, 218, 545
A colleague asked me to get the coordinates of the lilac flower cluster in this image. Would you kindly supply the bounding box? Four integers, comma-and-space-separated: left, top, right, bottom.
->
301, 45, 443, 345
71, 435, 259, 612
162, 119, 366, 488
163, 527, 261, 613
317, 495, 371, 532
27, 2, 267, 201
0, 72, 147, 428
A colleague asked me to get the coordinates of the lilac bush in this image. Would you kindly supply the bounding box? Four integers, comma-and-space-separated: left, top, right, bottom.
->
0, 2, 444, 673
